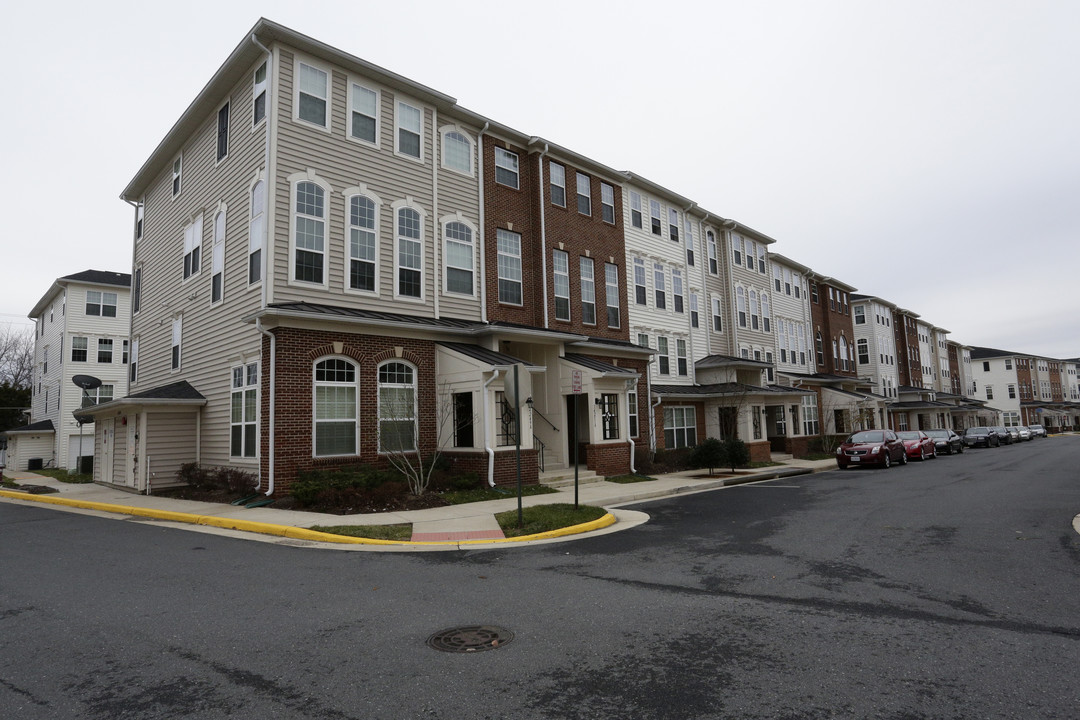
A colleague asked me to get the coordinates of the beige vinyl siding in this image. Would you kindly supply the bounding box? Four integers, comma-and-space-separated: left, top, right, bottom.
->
436, 126, 482, 321
271, 48, 479, 321
144, 411, 199, 488
131, 56, 267, 472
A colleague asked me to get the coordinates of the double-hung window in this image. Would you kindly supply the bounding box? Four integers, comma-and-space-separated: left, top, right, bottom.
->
668, 208, 679, 241
761, 294, 771, 332
653, 263, 666, 309
628, 391, 639, 438
348, 194, 378, 292
171, 316, 182, 371
854, 305, 865, 324
671, 269, 684, 313
630, 191, 643, 228
314, 358, 357, 457
216, 102, 230, 162
750, 291, 759, 330
98, 339, 113, 364
549, 162, 566, 206
294, 181, 326, 284
497, 228, 522, 304
600, 182, 615, 224
71, 337, 87, 362
129, 338, 138, 383
172, 155, 182, 196
676, 339, 688, 376
349, 83, 379, 144
379, 361, 417, 452
86, 291, 118, 317
657, 336, 670, 375
253, 62, 267, 125
737, 287, 747, 328
605, 262, 620, 328
707, 231, 718, 274
757, 244, 766, 273
444, 221, 474, 295
553, 250, 570, 321
396, 207, 423, 298
580, 257, 596, 325
576, 173, 591, 215
712, 297, 722, 332
231, 363, 259, 458
733, 235, 743, 265
690, 292, 699, 328
664, 407, 696, 449
297, 60, 329, 128
249, 179, 265, 285
211, 209, 225, 304
649, 200, 662, 235
633, 258, 647, 305
183, 214, 203, 280
495, 147, 519, 188
684, 218, 694, 265
396, 101, 422, 159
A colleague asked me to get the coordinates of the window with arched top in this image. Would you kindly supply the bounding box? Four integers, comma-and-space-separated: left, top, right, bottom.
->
293, 179, 327, 285
736, 287, 747, 328
378, 361, 417, 452
348, 194, 378, 292
441, 129, 473, 175
444, 220, 474, 295
314, 358, 357, 457
396, 206, 423, 299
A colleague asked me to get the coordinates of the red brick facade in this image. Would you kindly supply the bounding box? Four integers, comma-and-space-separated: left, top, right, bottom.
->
809, 278, 858, 377
894, 312, 923, 387
442, 448, 539, 488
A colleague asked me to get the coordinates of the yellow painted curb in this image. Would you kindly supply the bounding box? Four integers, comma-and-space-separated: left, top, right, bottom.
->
0, 489, 616, 546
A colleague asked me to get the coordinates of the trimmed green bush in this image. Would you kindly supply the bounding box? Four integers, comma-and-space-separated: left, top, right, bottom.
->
690, 437, 726, 474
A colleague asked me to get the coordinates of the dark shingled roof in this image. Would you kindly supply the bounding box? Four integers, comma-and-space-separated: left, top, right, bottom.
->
268, 302, 483, 329
61, 270, 131, 287
696, 354, 772, 370
128, 381, 205, 401
653, 382, 812, 397
563, 354, 636, 374
2, 419, 55, 434
438, 342, 534, 367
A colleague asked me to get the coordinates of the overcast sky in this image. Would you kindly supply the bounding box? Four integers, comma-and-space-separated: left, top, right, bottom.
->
3, 1, 1077, 359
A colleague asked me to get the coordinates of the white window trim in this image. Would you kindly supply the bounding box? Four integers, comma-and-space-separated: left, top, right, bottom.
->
496, 227, 523, 306
550, 162, 566, 207
252, 60, 268, 130
394, 97, 425, 162
171, 315, 182, 372
312, 356, 360, 458
441, 213, 477, 298
605, 262, 620, 329
171, 153, 182, 198
580, 256, 596, 326
392, 198, 427, 302
287, 170, 332, 289
378, 360, 418, 454
439, 124, 474, 177
494, 147, 520, 189
600, 182, 616, 224
215, 97, 231, 166
230, 362, 260, 460
342, 184, 383, 296
553, 249, 570, 322
248, 170, 266, 288
293, 55, 331, 132
346, 79, 381, 148
182, 213, 204, 283
210, 202, 227, 306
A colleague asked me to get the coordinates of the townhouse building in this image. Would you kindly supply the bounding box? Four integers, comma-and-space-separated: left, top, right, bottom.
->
850, 294, 900, 401
967, 347, 1080, 431
893, 309, 924, 388
82, 19, 649, 496
6, 271, 130, 472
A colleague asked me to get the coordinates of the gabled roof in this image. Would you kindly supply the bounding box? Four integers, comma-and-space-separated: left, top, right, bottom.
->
696, 354, 772, 370
128, 381, 206, 401
29, 269, 132, 318
968, 346, 1019, 359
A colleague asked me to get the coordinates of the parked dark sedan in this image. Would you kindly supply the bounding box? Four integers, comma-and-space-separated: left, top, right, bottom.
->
989, 426, 1014, 445
836, 429, 908, 469
924, 428, 964, 455
963, 426, 1000, 448
897, 430, 936, 460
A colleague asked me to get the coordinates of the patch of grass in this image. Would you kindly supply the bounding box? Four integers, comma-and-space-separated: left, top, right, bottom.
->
441, 484, 558, 505
2, 478, 19, 489
309, 524, 413, 541
605, 474, 656, 484
495, 503, 608, 538
32, 468, 94, 484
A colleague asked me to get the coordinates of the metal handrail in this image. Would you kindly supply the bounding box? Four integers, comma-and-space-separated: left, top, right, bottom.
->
533, 435, 546, 472
530, 405, 558, 432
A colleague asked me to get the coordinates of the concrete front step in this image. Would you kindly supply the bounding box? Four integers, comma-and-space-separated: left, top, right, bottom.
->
538, 468, 603, 488
770, 453, 794, 462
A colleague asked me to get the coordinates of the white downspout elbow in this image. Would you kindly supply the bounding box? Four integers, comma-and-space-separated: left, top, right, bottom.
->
483, 369, 501, 486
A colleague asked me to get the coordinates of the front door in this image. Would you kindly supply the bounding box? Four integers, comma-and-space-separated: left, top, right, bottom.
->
101, 418, 114, 484
565, 394, 588, 464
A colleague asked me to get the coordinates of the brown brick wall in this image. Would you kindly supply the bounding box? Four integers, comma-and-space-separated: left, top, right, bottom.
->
810, 280, 857, 377
784, 435, 811, 458
442, 449, 539, 488
747, 440, 772, 463
586, 442, 631, 477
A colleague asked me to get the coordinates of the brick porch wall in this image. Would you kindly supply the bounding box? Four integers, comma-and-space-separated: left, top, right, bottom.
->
585, 442, 631, 477
747, 440, 772, 464
442, 448, 539, 488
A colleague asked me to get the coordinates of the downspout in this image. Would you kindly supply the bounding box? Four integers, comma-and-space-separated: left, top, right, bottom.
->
648, 353, 659, 454
535, 142, 550, 328
684, 203, 697, 367
256, 319, 276, 496
432, 107, 439, 318
723, 220, 738, 356
699, 212, 711, 354
251, 33, 273, 309
477, 122, 490, 323
625, 378, 636, 472
483, 370, 501, 486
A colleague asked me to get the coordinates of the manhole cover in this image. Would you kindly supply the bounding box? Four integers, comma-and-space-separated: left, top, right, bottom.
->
426, 625, 513, 653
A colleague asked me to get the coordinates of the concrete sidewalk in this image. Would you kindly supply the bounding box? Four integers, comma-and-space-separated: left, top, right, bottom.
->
0, 458, 837, 549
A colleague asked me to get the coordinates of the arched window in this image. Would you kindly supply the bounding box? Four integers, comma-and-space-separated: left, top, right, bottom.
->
293, 179, 327, 285
249, 179, 265, 284
314, 358, 357, 457
348, 194, 378, 292
444, 220, 474, 295
815, 332, 825, 367
736, 287, 747, 327
839, 336, 849, 370
749, 290, 759, 330
761, 293, 771, 332
378, 361, 416, 452
396, 206, 423, 299
441, 129, 473, 174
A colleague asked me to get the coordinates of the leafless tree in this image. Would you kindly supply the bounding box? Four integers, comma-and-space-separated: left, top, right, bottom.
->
377, 382, 458, 496
0, 325, 34, 389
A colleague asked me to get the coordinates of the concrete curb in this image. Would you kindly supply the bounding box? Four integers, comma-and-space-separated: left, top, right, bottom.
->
0, 489, 615, 546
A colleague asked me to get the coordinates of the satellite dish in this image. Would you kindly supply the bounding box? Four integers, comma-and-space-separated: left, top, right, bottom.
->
72, 374, 102, 390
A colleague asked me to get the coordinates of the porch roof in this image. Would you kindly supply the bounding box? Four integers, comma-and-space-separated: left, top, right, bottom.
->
563, 354, 639, 378
653, 382, 813, 399
1, 419, 55, 435
77, 381, 207, 417
438, 342, 539, 369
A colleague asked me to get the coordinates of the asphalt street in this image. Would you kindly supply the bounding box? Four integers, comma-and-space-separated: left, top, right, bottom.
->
2, 436, 1078, 719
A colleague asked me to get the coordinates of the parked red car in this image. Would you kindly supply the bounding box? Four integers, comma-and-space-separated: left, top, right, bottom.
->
836, 430, 908, 469
896, 430, 936, 460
